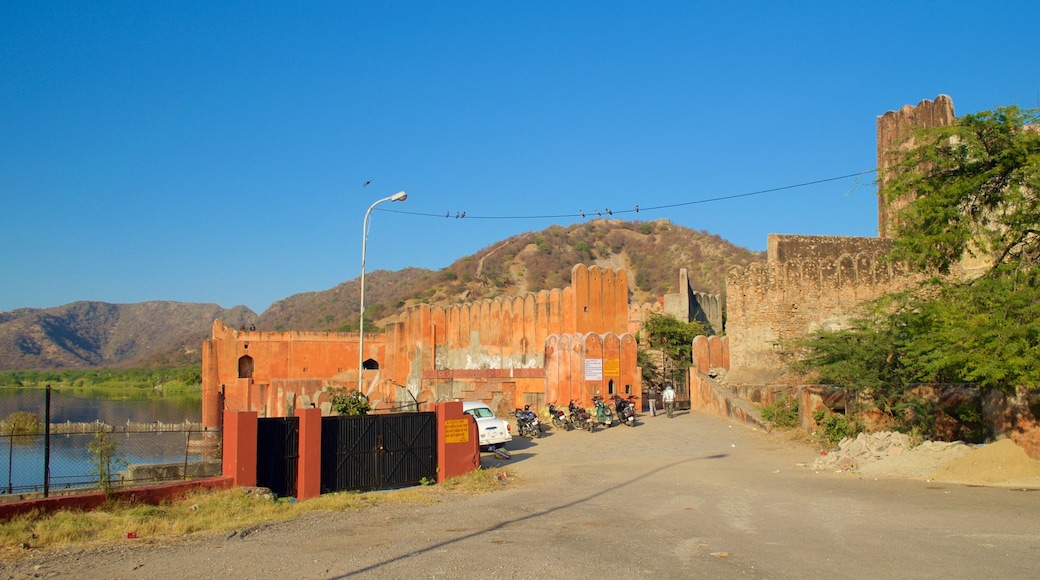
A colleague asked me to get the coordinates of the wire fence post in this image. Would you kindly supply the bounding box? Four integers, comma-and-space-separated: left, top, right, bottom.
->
44, 384, 51, 498
6, 435, 13, 494
183, 425, 191, 479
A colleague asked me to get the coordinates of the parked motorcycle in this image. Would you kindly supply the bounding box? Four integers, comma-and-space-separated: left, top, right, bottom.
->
568, 399, 596, 432
548, 403, 573, 431
592, 396, 614, 428
514, 405, 542, 438
613, 395, 636, 427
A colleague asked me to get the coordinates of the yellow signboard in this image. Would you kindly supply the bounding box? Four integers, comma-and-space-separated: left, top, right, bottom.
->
444, 418, 470, 443
603, 358, 620, 377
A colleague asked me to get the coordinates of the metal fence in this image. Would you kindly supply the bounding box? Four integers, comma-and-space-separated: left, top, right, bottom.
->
1, 423, 221, 497
0, 386, 217, 499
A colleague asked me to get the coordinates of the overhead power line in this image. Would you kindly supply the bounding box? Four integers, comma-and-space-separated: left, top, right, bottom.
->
382, 169, 878, 221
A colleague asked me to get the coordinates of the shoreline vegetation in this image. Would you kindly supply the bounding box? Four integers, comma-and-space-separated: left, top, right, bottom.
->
1, 366, 204, 433
3, 420, 207, 436
0, 366, 203, 401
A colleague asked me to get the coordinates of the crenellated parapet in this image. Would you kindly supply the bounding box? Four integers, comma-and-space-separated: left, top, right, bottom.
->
726, 235, 917, 372
628, 301, 664, 336
202, 264, 637, 429
692, 335, 729, 374
544, 331, 640, 408
401, 264, 629, 373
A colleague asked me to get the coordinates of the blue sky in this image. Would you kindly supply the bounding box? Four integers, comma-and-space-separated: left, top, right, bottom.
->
2, 2, 1038, 314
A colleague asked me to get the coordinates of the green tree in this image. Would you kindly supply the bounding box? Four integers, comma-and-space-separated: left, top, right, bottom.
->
2, 411, 41, 435
88, 429, 126, 495
881, 105, 1040, 391
325, 387, 371, 415
639, 312, 706, 389
884, 105, 1040, 275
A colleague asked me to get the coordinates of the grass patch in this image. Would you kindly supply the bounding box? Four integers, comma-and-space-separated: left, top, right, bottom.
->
0, 467, 513, 557
761, 394, 799, 429
812, 409, 858, 446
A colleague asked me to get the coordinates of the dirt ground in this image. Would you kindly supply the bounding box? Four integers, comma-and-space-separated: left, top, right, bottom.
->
4, 411, 1040, 579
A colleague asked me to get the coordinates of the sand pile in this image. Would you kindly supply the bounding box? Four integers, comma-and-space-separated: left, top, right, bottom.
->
930, 438, 1040, 486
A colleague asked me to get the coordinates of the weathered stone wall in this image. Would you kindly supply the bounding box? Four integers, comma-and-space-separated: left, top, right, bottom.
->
661, 268, 723, 332
689, 373, 761, 426
984, 387, 1040, 459
628, 301, 663, 337
716, 96, 956, 380
726, 234, 914, 372
407, 264, 629, 375
767, 234, 894, 265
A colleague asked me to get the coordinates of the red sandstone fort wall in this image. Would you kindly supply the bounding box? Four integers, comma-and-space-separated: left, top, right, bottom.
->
201, 320, 389, 425
201, 264, 638, 428
544, 332, 640, 408
402, 264, 629, 374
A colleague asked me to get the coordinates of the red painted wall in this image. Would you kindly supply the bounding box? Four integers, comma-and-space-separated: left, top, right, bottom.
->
436, 401, 480, 482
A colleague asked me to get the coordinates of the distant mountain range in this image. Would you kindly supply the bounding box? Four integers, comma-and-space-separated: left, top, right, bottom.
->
0, 219, 764, 370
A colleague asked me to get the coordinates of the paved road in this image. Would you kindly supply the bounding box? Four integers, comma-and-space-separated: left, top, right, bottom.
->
9, 410, 1040, 579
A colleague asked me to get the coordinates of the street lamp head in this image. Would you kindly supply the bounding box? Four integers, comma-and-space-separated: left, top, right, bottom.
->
391, 191, 407, 202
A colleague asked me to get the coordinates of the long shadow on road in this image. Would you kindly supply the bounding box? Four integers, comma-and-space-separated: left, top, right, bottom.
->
335, 452, 728, 578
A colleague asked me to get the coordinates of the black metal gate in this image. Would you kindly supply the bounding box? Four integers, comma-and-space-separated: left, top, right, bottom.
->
256, 417, 299, 498
321, 412, 437, 493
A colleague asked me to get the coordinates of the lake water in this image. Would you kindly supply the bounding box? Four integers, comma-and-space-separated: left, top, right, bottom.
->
0, 389, 207, 495
0, 388, 201, 424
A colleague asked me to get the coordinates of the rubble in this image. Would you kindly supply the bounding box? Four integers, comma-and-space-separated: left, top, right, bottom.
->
810, 431, 968, 476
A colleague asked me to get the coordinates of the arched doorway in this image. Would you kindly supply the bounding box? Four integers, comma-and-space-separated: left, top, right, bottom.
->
238, 355, 254, 379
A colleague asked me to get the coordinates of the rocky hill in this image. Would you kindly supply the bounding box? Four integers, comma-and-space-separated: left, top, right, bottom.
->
0, 219, 763, 370
0, 302, 257, 370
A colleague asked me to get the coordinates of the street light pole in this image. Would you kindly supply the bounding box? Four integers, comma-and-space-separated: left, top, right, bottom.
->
358, 191, 407, 393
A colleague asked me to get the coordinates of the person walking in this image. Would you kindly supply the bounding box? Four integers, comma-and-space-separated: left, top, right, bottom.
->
662, 384, 676, 418
647, 385, 658, 417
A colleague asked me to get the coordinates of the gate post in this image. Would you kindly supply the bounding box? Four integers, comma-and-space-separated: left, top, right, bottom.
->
436, 401, 480, 482
295, 407, 322, 500
222, 410, 258, 487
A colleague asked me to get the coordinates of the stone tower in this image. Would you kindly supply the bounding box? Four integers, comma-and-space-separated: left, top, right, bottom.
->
876, 95, 955, 239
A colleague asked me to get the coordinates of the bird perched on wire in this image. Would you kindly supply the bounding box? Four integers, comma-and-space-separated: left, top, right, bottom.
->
634, 204, 639, 212
595, 210, 602, 217
579, 210, 585, 218
605, 208, 612, 215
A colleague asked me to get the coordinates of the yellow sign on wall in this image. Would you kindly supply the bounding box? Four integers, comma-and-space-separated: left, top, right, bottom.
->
603, 358, 620, 377
444, 418, 470, 443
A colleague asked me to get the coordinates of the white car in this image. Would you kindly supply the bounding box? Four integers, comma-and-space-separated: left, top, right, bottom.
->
462, 401, 512, 449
